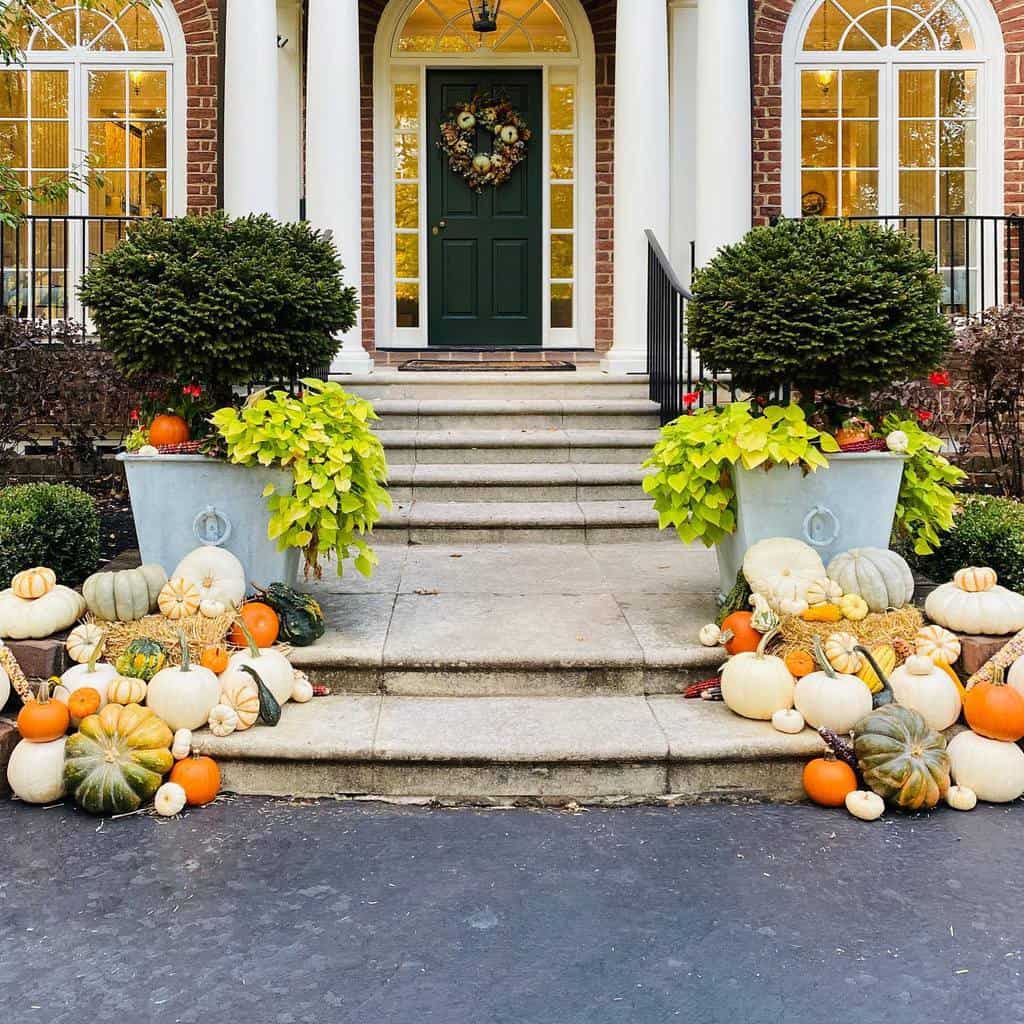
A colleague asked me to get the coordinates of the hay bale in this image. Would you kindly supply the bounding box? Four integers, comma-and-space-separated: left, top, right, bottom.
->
772, 606, 924, 660
87, 611, 236, 666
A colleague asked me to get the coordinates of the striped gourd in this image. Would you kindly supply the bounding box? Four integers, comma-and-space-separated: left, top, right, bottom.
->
857, 644, 897, 695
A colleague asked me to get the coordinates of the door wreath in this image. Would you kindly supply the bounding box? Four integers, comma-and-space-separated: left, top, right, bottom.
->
438, 93, 532, 193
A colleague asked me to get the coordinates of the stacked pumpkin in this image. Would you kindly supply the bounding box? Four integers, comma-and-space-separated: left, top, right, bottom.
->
0, 567, 86, 640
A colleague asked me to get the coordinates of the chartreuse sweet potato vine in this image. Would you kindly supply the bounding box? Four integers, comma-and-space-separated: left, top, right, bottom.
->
212, 380, 391, 579
643, 403, 963, 555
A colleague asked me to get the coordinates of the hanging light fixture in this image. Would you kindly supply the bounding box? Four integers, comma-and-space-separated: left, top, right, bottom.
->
467, 0, 502, 35
816, 2, 836, 93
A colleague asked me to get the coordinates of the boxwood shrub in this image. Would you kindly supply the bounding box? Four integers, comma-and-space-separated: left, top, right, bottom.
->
0, 483, 99, 589
905, 494, 1024, 593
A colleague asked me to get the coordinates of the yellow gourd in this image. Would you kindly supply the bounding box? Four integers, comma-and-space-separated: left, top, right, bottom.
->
857, 643, 897, 695
839, 593, 869, 622
800, 603, 842, 623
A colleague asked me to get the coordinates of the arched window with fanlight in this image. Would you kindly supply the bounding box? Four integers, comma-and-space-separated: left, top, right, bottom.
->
785, 0, 1004, 310
0, 1, 183, 320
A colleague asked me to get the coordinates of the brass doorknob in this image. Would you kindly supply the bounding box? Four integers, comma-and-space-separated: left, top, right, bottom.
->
432, 220, 447, 236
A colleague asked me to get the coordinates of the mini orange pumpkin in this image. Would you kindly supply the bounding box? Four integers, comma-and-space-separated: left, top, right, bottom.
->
67, 686, 102, 721
149, 413, 190, 447
964, 666, 1024, 742
200, 645, 230, 674
785, 650, 815, 679
17, 678, 70, 743
170, 755, 221, 806
719, 611, 761, 656
229, 602, 280, 649
803, 753, 858, 807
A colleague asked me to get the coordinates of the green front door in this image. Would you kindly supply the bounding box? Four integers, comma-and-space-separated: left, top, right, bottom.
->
427, 69, 543, 348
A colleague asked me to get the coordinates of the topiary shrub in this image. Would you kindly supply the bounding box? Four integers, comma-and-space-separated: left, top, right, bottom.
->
0, 483, 99, 589
904, 494, 1024, 593
78, 213, 358, 406
688, 218, 952, 401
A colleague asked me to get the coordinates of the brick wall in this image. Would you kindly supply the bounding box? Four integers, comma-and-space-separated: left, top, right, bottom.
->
174, 0, 221, 213
752, 0, 1024, 224
356, 0, 615, 356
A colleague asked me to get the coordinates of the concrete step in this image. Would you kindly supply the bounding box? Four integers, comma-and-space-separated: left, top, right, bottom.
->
191, 696, 821, 803
342, 370, 651, 401
372, 398, 661, 432
377, 428, 661, 465
375, 500, 669, 544
387, 463, 653, 503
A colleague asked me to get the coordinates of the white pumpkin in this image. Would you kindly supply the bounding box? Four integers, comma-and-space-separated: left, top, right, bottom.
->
208, 703, 239, 737
742, 538, 827, 614
82, 565, 167, 622
107, 675, 147, 705
218, 671, 261, 730
698, 623, 723, 647
915, 624, 961, 667
66, 623, 105, 665
171, 728, 193, 760
720, 634, 795, 721
806, 578, 843, 607
154, 781, 187, 817
845, 790, 885, 821
11, 566, 56, 600
0, 585, 86, 640
794, 641, 873, 733
7, 737, 66, 804
886, 430, 910, 454
827, 548, 915, 613
925, 573, 1024, 636
823, 632, 863, 675
1008, 656, 1024, 697
146, 635, 220, 732
292, 671, 314, 704
56, 651, 116, 711
888, 654, 961, 731
948, 730, 1024, 803
954, 567, 999, 593
199, 597, 227, 619
0, 658, 9, 711
227, 646, 293, 707
173, 546, 246, 607
771, 708, 805, 734
946, 785, 977, 812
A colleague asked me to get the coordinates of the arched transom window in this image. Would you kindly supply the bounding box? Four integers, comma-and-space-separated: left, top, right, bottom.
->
795, 0, 987, 220
397, 0, 574, 55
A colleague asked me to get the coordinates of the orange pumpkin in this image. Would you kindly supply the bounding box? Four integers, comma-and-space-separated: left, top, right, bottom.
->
149, 413, 190, 447
170, 755, 221, 807
200, 645, 230, 674
229, 602, 280, 649
17, 679, 70, 743
785, 650, 815, 679
720, 611, 761, 656
964, 666, 1024, 742
67, 686, 102, 721
803, 753, 858, 807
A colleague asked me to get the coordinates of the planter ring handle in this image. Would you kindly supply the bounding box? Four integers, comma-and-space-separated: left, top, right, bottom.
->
802, 505, 840, 548
193, 506, 232, 547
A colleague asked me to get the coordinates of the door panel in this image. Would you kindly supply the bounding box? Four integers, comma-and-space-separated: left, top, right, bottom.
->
427, 69, 543, 347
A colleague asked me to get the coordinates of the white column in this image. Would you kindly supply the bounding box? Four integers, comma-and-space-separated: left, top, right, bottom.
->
695, 0, 752, 266
602, 0, 671, 376
306, 0, 372, 374
223, 0, 279, 217
669, 1, 698, 286
276, 0, 302, 222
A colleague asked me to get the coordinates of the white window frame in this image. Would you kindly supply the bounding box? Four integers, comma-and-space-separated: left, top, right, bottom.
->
782, 0, 1005, 219
372, 0, 596, 351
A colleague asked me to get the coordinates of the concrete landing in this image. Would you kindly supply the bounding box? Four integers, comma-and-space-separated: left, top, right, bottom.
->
291, 541, 724, 696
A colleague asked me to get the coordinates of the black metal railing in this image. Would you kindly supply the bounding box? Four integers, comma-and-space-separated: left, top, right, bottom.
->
829, 214, 1024, 319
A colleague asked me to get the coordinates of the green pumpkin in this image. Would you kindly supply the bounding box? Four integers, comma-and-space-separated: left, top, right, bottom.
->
64, 703, 174, 815
853, 704, 950, 812
260, 583, 325, 647
115, 637, 168, 681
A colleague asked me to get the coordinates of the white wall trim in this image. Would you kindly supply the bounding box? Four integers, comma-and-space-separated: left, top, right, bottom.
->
371, 0, 596, 350
781, 0, 1006, 220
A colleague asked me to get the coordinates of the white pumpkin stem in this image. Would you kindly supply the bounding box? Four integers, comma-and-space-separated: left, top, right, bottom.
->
755, 627, 779, 658
87, 638, 102, 673
178, 629, 192, 673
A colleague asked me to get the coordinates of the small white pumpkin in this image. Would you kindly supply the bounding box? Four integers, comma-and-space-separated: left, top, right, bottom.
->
954, 567, 999, 593
915, 624, 961, 666
107, 675, 147, 706
292, 671, 314, 704
827, 548, 915, 613
208, 703, 239, 738
146, 633, 220, 732
698, 623, 723, 648
947, 730, 1024, 803
925, 572, 1024, 636
218, 671, 261, 731
66, 623, 105, 664
823, 632, 863, 675
173, 546, 246, 608
806, 578, 843, 607
771, 708, 805, 734
199, 596, 227, 619
845, 790, 885, 822
158, 577, 201, 620
7, 737, 66, 804
171, 728, 193, 760
154, 781, 187, 817
0, 585, 86, 640
946, 785, 977, 812
886, 430, 910, 454
887, 654, 962, 731
720, 631, 795, 721
794, 639, 873, 733
11, 566, 56, 600
138, 445, 159, 456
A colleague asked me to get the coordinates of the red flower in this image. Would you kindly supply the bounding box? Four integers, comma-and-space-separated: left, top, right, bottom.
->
916, 409, 934, 423
682, 391, 701, 409
129, 407, 140, 423
929, 371, 951, 388
181, 383, 203, 398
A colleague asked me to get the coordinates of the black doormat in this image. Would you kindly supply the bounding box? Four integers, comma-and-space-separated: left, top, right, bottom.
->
399, 359, 577, 372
